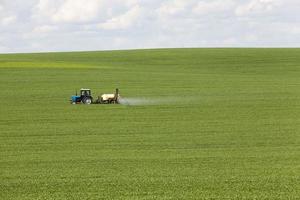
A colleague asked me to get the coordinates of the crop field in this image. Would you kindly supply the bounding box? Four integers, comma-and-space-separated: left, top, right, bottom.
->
0, 48, 300, 199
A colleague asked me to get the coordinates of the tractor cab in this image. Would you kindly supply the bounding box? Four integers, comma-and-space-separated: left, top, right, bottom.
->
80, 89, 91, 97
71, 89, 93, 104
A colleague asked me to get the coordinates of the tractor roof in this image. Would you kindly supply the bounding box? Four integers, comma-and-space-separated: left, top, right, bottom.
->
80, 88, 90, 91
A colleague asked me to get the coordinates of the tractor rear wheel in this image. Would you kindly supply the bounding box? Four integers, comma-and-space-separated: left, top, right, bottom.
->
82, 97, 92, 105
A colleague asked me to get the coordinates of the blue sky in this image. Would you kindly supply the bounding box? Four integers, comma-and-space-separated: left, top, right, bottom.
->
0, 0, 300, 53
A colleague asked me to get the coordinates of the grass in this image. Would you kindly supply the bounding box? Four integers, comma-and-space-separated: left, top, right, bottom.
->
0, 48, 300, 199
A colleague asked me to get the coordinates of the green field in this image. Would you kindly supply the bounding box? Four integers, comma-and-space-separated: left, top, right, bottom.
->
1, 48, 300, 199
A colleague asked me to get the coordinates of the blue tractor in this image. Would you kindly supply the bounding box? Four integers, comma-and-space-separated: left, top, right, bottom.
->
71, 89, 93, 104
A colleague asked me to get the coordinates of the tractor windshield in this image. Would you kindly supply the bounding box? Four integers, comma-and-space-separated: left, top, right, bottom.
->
81, 90, 91, 96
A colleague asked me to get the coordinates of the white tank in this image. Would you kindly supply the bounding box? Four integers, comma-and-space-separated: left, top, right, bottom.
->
101, 94, 115, 101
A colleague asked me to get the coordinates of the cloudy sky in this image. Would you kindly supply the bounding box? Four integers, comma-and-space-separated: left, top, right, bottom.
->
0, 0, 299, 53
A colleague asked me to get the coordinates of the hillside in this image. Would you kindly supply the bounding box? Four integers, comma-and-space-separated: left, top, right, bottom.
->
1, 48, 300, 199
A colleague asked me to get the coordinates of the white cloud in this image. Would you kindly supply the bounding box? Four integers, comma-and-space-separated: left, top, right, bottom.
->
52, 0, 104, 23
98, 5, 142, 30
290, 26, 300, 34
235, 0, 282, 16
1, 16, 16, 26
35, 0, 59, 17
193, 0, 235, 15
157, 0, 192, 16
33, 25, 58, 33
33, 0, 103, 23
33, 0, 142, 24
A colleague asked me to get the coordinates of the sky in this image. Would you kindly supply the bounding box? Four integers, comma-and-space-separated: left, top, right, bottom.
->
0, 0, 300, 53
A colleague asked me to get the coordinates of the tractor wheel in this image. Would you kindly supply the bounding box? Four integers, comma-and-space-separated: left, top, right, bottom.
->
82, 97, 92, 105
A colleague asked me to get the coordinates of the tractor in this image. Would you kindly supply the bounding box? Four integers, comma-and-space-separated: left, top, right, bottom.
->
71, 89, 93, 104
70, 88, 120, 104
